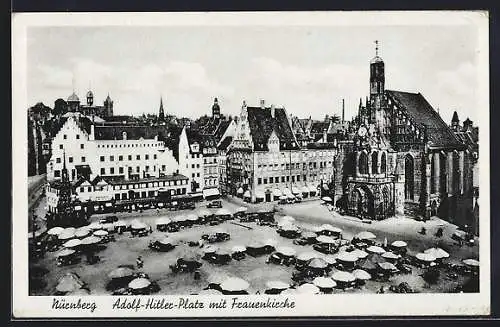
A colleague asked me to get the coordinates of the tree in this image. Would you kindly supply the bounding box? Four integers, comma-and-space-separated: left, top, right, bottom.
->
53, 98, 68, 116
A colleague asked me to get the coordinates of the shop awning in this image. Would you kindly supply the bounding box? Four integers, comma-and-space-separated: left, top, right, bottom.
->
203, 188, 220, 199
273, 189, 282, 197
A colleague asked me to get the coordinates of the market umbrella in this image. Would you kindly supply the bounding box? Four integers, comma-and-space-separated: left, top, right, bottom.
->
351, 249, 369, 259
235, 207, 248, 213
47, 227, 64, 236
424, 247, 450, 259
276, 246, 296, 257
216, 208, 231, 216
297, 252, 319, 261
321, 196, 332, 202
57, 249, 76, 257
320, 224, 342, 233
108, 267, 134, 279
378, 262, 398, 272
101, 223, 115, 231
128, 278, 151, 290
316, 235, 336, 244
115, 220, 127, 227
336, 251, 358, 263
323, 255, 337, 265
281, 216, 295, 223
391, 240, 407, 248
463, 259, 480, 267
366, 245, 386, 254
296, 283, 320, 294
159, 237, 176, 246
280, 224, 299, 232
360, 260, 377, 271
172, 215, 186, 223
266, 280, 290, 290
232, 245, 246, 253
56, 273, 85, 293
313, 277, 337, 289
75, 228, 90, 238
87, 222, 102, 230
215, 248, 231, 256
156, 217, 172, 225
353, 269, 372, 281
93, 230, 108, 237
58, 229, 76, 240
220, 277, 250, 292
301, 231, 317, 239
416, 252, 436, 262
203, 245, 219, 254
264, 238, 278, 247
331, 271, 356, 283
63, 238, 82, 248
186, 214, 199, 222
81, 236, 100, 245
381, 252, 400, 260
197, 209, 212, 217
208, 272, 232, 285
308, 258, 328, 269
131, 222, 147, 230
355, 231, 377, 240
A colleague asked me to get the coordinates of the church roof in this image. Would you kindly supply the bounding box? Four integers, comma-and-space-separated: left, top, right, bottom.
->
67, 92, 80, 102
386, 90, 464, 150
246, 107, 299, 151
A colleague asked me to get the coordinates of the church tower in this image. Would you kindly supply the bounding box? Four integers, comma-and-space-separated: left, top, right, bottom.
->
158, 97, 165, 123
369, 40, 389, 132
212, 97, 221, 119
104, 94, 114, 117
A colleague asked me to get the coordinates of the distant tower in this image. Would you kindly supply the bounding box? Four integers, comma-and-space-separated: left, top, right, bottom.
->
104, 93, 114, 117
212, 97, 221, 119
67, 92, 80, 113
370, 40, 385, 98
86, 90, 94, 107
158, 97, 165, 123
451, 111, 460, 131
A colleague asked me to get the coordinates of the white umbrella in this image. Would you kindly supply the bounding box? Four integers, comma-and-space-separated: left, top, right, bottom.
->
235, 207, 248, 213
131, 222, 147, 230
172, 215, 186, 222
156, 217, 172, 225
58, 229, 76, 240
186, 214, 199, 221
264, 238, 278, 247
323, 255, 337, 265
381, 252, 400, 260
159, 237, 176, 245
281, 216, 295, 223
463, 258, 480, 267
320, 224, 342, 233
216, 208, 231, 216
266, 280, 290, 290
231, 245, 246, 253
63, 238, 82, 248
93, 230, 108, 237
47, 227, 64, 235
331, 271, 356, 283
197, 209, 212, 217
296, 283, 320, 294
321, 196, 332, 202
416, 252, 436, 262
276, 246, 296, 257
87, 222, 102, 230
57, 249, 76, 257
81, 236, 100, 245
391, 240, 407, 248
336, 251, 358, 263
101, 223, 115, 231
353, 269, 372, 280
208, 273, 232, 285
355, 231, 377, 240
366, 245, 386, 254
115, 220, 127, 227
220, 277, 250, 292
297, 252, 319, 261
424, 247, 450, 259
316, 235, 336, 244
352, 249, 369, 259
75, 228, 90, 238
313, 277, 337, 289
128, 278, 151, 290
202, 245, 219, 253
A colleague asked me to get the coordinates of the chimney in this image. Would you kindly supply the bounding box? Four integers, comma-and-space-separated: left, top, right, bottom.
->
270, 104, 275, 118
260, 99, 265, 109
342, 99, 345, 122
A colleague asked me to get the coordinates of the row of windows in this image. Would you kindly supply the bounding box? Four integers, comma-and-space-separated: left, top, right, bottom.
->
63, 134, 80, 140
114, 187, 187, 200
56, 156, 86, 164
203, 158, 218, 164
99, 164, 167, 175
97, 142, 162, 148
191, 172, 201, 178
257, 161, 332, 170
58, 144, 84, 150
100, 154, 158, 162
258, 175, 305, 185
78, 180, 188, 193
191, 164, 201, 169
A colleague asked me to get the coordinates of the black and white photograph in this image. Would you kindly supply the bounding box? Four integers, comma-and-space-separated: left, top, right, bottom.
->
12, 11, 490, 317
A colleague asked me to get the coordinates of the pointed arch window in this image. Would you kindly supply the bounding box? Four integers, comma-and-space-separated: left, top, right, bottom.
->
381, 152, 387, 173
371, 151, 379, 174
359, 152, 369, 175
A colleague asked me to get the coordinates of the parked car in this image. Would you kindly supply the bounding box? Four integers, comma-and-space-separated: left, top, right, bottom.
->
207, 200, 222, 209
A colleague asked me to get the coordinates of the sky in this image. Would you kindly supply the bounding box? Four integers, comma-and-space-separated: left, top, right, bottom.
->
27, 24, 481, 124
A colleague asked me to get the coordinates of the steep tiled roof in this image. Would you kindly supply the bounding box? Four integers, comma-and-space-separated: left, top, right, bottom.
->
310, 121, 330, 134
214, 120, 231, 143
50, 115, 93, 137
247, 107, 299, 151
218, 136, 233, 151
163, 126, 183, 161
386, 90, 464, 149
93, 125, 170, 141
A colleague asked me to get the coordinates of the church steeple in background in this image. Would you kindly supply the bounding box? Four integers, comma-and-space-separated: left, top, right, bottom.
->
158, 96, 165, 122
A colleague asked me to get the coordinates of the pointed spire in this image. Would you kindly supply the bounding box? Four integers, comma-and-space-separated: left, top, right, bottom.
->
158, 96, 165, 122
